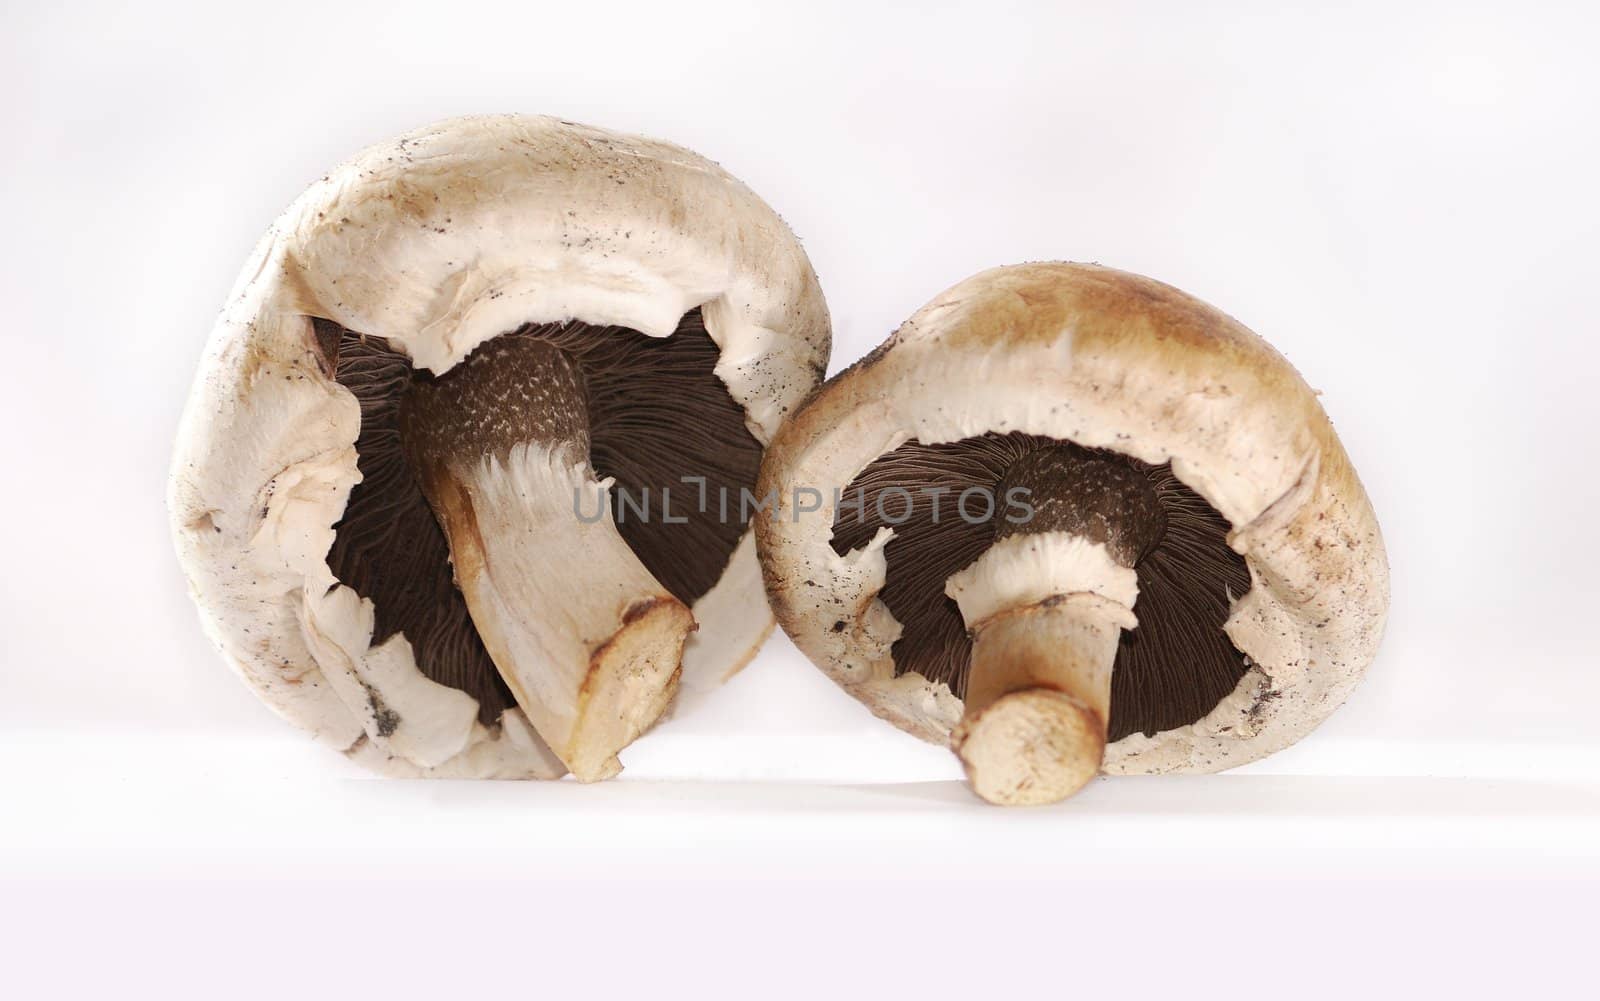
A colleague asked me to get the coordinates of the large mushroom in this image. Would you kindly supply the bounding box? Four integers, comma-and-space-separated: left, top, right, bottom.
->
170, 115, 829, 780
756, 263, 1388, 805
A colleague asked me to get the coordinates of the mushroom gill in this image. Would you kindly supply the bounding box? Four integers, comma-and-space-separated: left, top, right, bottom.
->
828, 432, 1252, 742
316, 307, 763, 775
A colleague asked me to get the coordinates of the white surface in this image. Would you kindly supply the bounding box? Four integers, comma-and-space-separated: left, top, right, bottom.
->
2, 0, 1597, 994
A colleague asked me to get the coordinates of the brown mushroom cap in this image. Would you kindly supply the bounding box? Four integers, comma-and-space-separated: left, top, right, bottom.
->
756, 263, 1388, 776
169, 115, 829, 777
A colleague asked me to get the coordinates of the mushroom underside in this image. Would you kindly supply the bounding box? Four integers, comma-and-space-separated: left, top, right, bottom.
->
829, 432, 1252, 742
316, 307, 762, 726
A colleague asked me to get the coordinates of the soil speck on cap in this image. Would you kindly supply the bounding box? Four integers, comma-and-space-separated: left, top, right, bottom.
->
363, 682, 402, 738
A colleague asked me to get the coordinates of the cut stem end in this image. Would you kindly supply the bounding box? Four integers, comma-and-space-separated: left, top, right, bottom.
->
565, 596, 694, 781
954, 688, 1105, 806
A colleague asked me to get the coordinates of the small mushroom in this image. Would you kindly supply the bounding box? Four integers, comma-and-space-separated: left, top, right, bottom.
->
756, 263, 1387, 805
170, 115, 829, 780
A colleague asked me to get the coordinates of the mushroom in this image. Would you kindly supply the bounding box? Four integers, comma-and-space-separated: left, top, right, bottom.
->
170, 115, 829, 780
755, 263, 1387, 805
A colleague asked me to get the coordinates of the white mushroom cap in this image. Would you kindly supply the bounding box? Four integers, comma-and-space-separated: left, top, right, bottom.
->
170, 115, 828, 777
756, 263, 1388, 775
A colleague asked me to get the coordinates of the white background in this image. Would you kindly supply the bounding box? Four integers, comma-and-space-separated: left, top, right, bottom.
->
3, 0, 1597, 996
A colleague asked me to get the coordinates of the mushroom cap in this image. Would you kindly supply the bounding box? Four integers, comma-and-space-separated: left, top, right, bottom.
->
755, 263, 1387, 774
170, 115, 829, 776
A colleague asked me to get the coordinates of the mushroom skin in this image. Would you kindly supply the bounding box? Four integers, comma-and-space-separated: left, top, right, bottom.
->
755, 263, 1388, 799
169, 115, 829, 777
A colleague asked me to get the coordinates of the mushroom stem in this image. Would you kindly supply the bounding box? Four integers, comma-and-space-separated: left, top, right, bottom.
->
943, 445, 1160, 805
953, 594, 1130, 805
401, 336, 694, 781
419, 445, 694, 780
